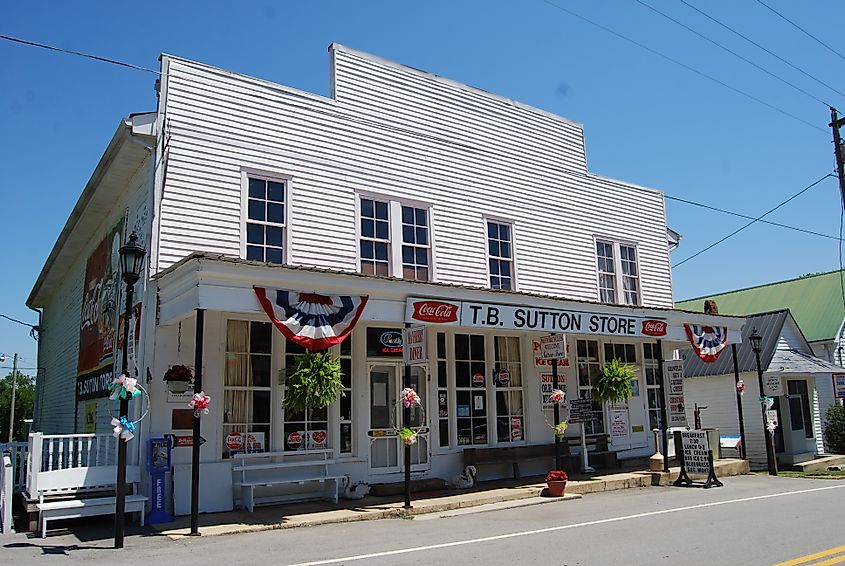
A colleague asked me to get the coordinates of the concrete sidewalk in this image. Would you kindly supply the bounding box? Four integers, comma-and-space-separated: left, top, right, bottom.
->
153, 458, 749, 539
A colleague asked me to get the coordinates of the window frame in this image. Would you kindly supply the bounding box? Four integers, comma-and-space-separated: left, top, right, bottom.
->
240, 169, 291, 265
484, 216, 517, 291
594, 238, 641, 306
355, 192, 436, 281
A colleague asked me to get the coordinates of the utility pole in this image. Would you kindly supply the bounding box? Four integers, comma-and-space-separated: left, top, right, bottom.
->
829, 107, 845, 208
8, 353, 19, 443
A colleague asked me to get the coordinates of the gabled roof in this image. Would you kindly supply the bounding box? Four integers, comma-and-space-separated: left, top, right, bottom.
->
682, 310, 788, 377
769, 349, 845, 374
676, 270, 845, 343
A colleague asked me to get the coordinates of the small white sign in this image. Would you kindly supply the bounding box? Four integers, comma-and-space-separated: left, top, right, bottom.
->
833, 373, 845, 399
680, 430, 711, 475
766, 410, 779, 428
538, 333, 567, 359
610, 410, 629, 440
540, 373, 565, 411
664, 359, 687, 427
763, 374, 783, 397
403, 326, 427, 366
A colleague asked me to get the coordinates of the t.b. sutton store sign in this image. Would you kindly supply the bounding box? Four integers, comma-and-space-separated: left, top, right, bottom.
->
405, 297, 668, 338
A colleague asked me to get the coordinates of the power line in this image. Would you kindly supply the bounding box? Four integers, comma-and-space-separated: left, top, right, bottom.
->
677, 0, 845, 101
634, 0, 831, 108
755, 0, 845, 63
0, 313, 35, 328
541, 1, 828, 135
672, 173, 834, 268
0, 34, 159, 74
665, 195, 841, 241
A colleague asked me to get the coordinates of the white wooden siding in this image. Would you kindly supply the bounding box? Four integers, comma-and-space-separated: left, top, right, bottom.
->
778, 317, 808, 351
156, 49, 674, 307
35, 160, 152, 435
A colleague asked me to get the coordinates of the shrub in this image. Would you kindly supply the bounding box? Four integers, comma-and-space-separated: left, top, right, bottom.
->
824, 404, 845, 454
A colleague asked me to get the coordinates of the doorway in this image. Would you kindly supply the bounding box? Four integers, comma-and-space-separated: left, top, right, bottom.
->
368, 362, 429, 473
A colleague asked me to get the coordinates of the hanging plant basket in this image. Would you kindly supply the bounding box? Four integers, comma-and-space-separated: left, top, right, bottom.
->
163, 364, 194, 394
591, 358, 636, 404
280, 350, 344, 414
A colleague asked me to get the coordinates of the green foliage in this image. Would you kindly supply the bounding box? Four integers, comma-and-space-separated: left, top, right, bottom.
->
824, 404, 845, 454
280, 350, 344, 414
591, 358, 635, 404
0, 371, 35, 443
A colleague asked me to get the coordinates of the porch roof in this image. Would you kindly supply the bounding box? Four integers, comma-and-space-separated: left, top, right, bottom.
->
152, 253, 746, 344
769, 349, 845, 375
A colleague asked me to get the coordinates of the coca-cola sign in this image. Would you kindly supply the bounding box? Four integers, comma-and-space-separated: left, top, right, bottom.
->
410, 300, 460, 324
641, 320, 668, 336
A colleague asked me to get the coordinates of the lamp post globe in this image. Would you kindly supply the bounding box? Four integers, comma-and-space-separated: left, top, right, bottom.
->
114, 232, 146, 548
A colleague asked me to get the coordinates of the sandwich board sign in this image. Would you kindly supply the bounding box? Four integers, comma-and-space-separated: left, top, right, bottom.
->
674, 430, 723, 489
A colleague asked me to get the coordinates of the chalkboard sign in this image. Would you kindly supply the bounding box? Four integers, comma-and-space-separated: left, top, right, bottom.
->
568, 398, 595, 424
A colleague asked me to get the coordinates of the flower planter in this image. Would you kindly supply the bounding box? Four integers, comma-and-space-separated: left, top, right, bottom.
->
167, 380, 190, 394
546, 480, 567, 497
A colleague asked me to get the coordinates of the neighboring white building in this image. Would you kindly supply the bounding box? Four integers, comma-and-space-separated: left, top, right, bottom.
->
27, 45, 743, 513
682, 310, 845, 470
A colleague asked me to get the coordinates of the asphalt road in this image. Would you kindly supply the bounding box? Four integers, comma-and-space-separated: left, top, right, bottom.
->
2, 475, 844, 565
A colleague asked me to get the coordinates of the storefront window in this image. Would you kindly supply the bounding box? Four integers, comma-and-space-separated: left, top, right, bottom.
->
339, 338, 353, 453
494, 336, 524, 443
283, 339, 329, 452
577, 339, 605, 435
223, 320, 272, 458
455, 333, 487, 445
437, 332, 450, 448
644, 343, 662, 431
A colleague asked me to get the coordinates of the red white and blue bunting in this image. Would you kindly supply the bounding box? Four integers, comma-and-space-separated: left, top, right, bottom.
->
253, 287, 368, 351
684, 324, 729, 363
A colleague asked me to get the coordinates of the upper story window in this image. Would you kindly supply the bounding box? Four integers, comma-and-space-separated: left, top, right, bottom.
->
487, 221, 513, 290
358, 196, 432, 281
246, 176, 286, 264
596, 240, 640, 306
360, 198, 390, 276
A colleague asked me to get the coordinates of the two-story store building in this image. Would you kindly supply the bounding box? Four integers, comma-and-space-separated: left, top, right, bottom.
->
27, 45, 745, 514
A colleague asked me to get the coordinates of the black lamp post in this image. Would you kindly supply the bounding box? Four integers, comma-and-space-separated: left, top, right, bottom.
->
749, 327, 777, 477
115, 232, 146, 549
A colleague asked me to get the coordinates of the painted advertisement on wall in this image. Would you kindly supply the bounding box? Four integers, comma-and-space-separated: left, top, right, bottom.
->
76, 220, 124, 401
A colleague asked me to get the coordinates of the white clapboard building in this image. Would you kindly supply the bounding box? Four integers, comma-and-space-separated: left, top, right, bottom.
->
27, 45, 744, 514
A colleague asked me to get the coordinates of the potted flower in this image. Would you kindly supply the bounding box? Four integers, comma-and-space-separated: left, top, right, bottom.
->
163, 364, 193, 393
545, 470, 569, 497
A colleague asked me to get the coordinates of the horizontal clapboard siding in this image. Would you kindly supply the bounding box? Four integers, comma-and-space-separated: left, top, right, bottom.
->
157, 48, 673, 306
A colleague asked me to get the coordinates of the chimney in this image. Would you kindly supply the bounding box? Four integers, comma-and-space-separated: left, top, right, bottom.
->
704, 300, 719, 314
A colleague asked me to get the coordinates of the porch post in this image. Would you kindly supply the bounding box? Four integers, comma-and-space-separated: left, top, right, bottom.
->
190, 308, 205, 535
731, 344, 748, 460
403, 358, 412, 509
656, 339, 669, 472
552, 359, 561, 471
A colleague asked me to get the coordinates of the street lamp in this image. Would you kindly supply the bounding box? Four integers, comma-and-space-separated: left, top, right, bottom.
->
749, 327, 777, 476
115, 232, 146, 549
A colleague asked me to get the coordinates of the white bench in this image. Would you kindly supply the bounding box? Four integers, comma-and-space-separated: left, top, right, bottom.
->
232, 450, 342, 512
32, 465, 147, 538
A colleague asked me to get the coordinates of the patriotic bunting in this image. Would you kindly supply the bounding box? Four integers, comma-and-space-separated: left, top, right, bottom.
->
684, 324, 729, 363
253, 287, 368, 351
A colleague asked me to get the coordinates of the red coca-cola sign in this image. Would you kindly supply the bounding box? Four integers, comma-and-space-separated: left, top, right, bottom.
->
641, 320, 668, 337
412, 301, 459, 323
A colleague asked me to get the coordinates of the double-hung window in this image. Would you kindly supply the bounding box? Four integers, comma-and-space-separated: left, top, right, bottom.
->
487, 221, 513, 290
596, 240, 640, 306
358, 197, 432, 281
246, 176, 286, 264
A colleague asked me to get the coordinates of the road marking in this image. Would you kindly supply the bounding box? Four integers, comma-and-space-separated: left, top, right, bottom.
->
288, 483, 845, 566
775, 545, 845, 566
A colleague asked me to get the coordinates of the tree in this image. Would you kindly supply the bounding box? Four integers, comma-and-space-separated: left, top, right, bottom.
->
0, 370, 35, 443
824, 404, 845, 455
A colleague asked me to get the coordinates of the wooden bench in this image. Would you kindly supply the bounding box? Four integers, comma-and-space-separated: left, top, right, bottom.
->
32, 465, 147, 538
463, 436, 617, 478
232, 450, 342, 512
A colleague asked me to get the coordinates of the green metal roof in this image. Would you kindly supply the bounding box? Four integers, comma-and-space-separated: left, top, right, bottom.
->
676, 270, 845, 343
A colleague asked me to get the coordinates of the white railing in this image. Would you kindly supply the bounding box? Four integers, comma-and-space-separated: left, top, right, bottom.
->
27, 432, 124, 497
0, 441, 29, 493
1, 453, 12, 533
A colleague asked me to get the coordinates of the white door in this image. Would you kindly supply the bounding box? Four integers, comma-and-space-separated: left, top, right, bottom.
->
368, 363, 429, 473
784, 379, 814, 455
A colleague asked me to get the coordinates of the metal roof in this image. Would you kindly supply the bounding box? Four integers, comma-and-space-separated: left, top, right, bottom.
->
681, 310, 788, 377
769, 348, 845, 374
676, 270, 845, 343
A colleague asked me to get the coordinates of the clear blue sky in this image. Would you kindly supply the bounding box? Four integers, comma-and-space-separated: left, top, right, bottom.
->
2, 1, 843, 372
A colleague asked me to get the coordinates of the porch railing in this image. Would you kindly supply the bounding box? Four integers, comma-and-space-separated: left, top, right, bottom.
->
1, 453, 12, 533
27, 432, 124, 497
0, 441, 29, 493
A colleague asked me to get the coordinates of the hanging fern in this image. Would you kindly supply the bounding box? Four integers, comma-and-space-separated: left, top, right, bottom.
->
280, 350, 344, 414
591, 358, 636, 404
